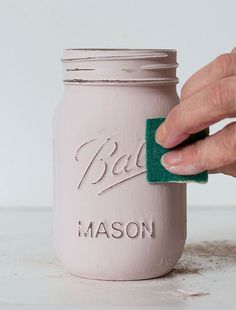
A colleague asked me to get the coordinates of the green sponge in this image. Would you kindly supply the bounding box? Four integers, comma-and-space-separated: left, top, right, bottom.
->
146, 118, 208, 183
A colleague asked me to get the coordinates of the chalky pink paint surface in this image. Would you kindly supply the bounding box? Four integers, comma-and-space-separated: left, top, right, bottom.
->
53, 49, 186, 280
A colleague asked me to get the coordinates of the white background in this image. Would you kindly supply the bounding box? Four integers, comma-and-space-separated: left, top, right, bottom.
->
0, 0, 235, 207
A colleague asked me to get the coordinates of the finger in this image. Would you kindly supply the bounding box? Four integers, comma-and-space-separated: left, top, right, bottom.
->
155, 76, 236, 148
160, 122, 236, 175
209, 162, 236, 178
181, 50, 236, 101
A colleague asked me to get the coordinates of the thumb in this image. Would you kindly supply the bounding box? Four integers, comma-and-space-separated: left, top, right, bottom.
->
210, 162, 236, 178
161, 122, 236, 175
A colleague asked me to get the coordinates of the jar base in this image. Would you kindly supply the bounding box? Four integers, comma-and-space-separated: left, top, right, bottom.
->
63, 264, 177, 281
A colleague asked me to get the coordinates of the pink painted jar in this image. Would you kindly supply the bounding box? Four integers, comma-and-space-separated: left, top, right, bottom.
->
53, 49, 186, 280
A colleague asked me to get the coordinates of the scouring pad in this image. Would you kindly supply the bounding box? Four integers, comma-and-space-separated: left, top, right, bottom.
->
146, 118, 208, 183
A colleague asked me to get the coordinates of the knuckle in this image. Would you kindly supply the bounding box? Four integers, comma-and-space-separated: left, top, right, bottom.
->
223, 122, 236, 154
210, 78, 236, 114
186, 142, 201, 162
214, 53, 234, 76
215, 136, 230, 165
188, 138, 211, 168
194, 140, 207, 165
213, 122, 236, 167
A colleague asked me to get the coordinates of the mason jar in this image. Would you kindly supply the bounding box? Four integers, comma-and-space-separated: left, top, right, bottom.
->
53, 49, 186, 280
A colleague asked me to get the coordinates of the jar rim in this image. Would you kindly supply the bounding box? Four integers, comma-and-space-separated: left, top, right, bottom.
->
62, 48, 176, 62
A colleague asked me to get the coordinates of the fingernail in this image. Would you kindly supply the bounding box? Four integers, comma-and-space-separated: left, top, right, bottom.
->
161, 151, 202, 174
155, 123, 168, 145
161, 151, 183, 167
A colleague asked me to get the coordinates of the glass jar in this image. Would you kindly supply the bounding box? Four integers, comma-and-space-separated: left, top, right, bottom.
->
53, 49, 186, 280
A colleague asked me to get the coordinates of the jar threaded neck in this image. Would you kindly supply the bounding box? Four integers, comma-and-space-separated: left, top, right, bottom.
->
62, 49, 178, 85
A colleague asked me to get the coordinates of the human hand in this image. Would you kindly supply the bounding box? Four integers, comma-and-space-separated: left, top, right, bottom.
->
155, 47, 236, 178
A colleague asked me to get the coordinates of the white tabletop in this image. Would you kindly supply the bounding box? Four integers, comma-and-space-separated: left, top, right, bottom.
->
0, 206, 236, 309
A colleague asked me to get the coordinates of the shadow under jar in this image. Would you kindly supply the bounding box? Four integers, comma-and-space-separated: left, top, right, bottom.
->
53, 49, 186, 281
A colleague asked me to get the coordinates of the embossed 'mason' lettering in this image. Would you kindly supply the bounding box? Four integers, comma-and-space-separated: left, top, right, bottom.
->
78, 220, 156, 239
75, 136, 146, 195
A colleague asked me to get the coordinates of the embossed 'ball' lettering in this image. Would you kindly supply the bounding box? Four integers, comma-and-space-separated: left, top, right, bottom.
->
75, 136, 146, 195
